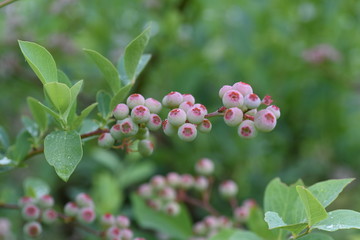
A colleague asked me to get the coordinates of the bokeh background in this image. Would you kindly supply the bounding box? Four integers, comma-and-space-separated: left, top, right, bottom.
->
1, 0, 360, 239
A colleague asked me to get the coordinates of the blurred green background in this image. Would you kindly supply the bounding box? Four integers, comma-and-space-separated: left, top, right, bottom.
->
1, 0, 360, 239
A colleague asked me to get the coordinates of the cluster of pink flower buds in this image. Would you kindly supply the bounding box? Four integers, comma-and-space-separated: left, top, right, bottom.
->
191, 215, 233, 239
0, 218, 14, 240
64, 193, 96, 224
233, 199, 257, 223
18, 194, 57, 237
302, 44, 341, 65
100, 214, 137, 240
162, 92, 211, 142
219, 82, 280, 138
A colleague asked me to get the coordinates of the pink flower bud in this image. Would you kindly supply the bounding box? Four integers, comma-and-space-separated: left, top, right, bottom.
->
267, 105, 281, 119
147, 199, 162, 210
23, 221, 42, 237
180, 174, 194, 189
193, 221, 207, 235
75, 193, 94, 208
168, 108, 187, 126
110, 124, 123, 140
261, 95, 273, 106
146, 114, 162, 131
178, 123, 198, 142
222, 90, 244, 108
126, 94, 145, 109
187, 106, 206, 124
159, 187, 177, 201
204, 216, 218, 229
118, 118, 139, 136
106, 226, 121, 239
223, 107, 243, 127
77, 207, 96, 223
22, 204, 40, 221
182, 94, 195, 104
115, 215, 130, 229
98, 132, 115, 148
232, 82, 253, 96
120, 228, 133, 240
18, 196, 34, 207
194, 176, 209, 191
144, 98, 162, 114
195, 158, 214, 175
234, 206, 249, 222
244, 93, 261, 109
166, 172, 181, 187
219, 180, 238, 198
193, 104, 208, 115
138, 184, 153, 199
219, 85, 233, 98
113, 103, 129, 120
162, 119, 177, 136
138, 139, 154, 157
179, 101, 194, 113
254, 109, 277, 132
131, 105, 151, 124
238, 120, 257, 139
37, 194, 54, 209
217, 216, 233, 228
198, 119, 212, 133
0, 218, 11, 237
42, 209, 58, 224
164, 202, 180, 216
100, 213, 115, 227
64, 202, 79, 217
162, 92, 183, 108
151, 175, 166, 189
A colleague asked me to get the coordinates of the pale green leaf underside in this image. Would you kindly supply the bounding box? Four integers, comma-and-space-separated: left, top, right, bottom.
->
264, 211, 307, 234
209, 229, 263, 240
312, 210, 360, 232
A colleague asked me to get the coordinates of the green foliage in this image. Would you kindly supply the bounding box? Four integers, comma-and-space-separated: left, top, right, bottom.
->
312, 210, 360, 232
24, 177, 50, 199
209, 229, 262, 240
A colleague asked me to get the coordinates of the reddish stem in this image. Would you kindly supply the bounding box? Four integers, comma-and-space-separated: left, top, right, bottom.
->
178, 190, 220, 216
205, 106, 227, 118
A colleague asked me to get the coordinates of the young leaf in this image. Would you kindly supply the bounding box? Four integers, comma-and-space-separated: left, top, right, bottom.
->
248, 207, 277, 239
44, 82, 71, 114
308, 178, 354, 208
209, 229, 263, 240
71, 103, 98, 130
27, 97, 48, 132
96, 90, 112, 118
44, 130, 83, 182
24, 177, 50, 199
57, 69, 72, 87
21, 116, 39, 138
132, 194, 192, 240
84, 49, 121, 94
110, 83, 133, 110
0, 126, 10, 150
124, 27, 151, 81
118, 161, 155, 188
264, 211, 308, 235
28, 98, 63, 127
118, 54, 151, 85
298, 233, 334, 240
12, 130, 32, 163
63, 80, 83, 120
296, 186, 328, 226
18, 40, 57, 84
312, 210, 360, 231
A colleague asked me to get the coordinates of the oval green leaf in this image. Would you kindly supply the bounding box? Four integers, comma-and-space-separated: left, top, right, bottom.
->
44, 82, 71, 114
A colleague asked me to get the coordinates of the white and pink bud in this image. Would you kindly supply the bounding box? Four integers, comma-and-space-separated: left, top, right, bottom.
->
162, 91, 183, 108
75, 193, 94, 208
18, 196, 35, 207
119, 118, 139, 136
110, 124, 123, 140
151, 175, 166, 189
41, 209, 58, 224
223, 107, 243, 127
37, 194, 54, 209
180, 174, 194, 189
217, 216, 233, 228
267, 105, 280, 119
186, 106, 206, 124
64, 202, 79, 217
138, 139, 154, 157
164, 202, 180, 216
77, 207, 96, 224
162, 119, 177, 136
193, 104, 208, 115
179, 101, 194, 113
246, 109, 257, 117
100, 213, 115, 227
115, 215, 130, 229
120, 228, 134, 240
22, 204, 41, 221
222, 90, 244, 108
23, 221, 42, 237
204, 216, 219, 229
219, 85, 233, 98
178, 123, 197, 142
113, 103, 129, 120
138, 184, 153, 199
182, 94, 195, 104
0, 218, 11, 237
98, 132, 115, 148
219, 180, 238, 198
131, 105, 151, 124
254, 109, 277, 132
106, 226, 121, 239
159, 187, 177, 201
144, 98, 162, 114
238, 120, 257, 139
193, 221, 207, 235
195, 158, 214, 176
147, 199, 162, 210
194, 176, 209, 191
146, 114, 162, 131
261, 95, 273, 106
232, 82, 253, 96
166, 172, 181, 187
168, 108, 187, 126
126, 94, 145, 109
198, 119, 212, 133
234, 206, 249, 222
244, 93, 261, 109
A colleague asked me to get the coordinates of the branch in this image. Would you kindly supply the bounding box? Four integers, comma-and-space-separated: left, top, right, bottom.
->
0, 0, 18, 8
205, 106, 226, 118
178, 190, 220, 216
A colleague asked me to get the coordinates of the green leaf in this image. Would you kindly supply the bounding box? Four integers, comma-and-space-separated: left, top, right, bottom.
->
248, 207, 276, 239
24, 177, 50, 198
110, 84, 133, 111
27, 97, 48, 132
118, 162, 155, 188
18, 40, 57, 84
209, 229, 263, 240
308, 179, 354, 208
64, 80, 83, 120
92, 172, 123, 213
312, 210, 360, 231
118, 54, 151, 85
298, 233, 334, 240
84, 48, 121, 94
28, 98, 63, 127
132, 194, 192, 239
264, 211, 308, 234
0, 126, 10, 150
21, 116, 39, 138
44, 130, 83, 181
57, 69, 72, 87
72, 103, 98, 130
44, 82, 71, 114
124, 27, 151, 81
96, 90, 112, 118
296, 186, 328, 226
12, 130, 32, 163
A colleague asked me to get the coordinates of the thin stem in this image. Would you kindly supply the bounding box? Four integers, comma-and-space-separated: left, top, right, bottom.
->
229, 197, 237, 210
0, 0, 18, 8
0, 203, 19, 209
178, 190, 220, 216
205, 106, 226, 118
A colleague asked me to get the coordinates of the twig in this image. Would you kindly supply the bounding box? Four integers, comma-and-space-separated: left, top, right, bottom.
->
0, 0, 18, 8
205, 106, 226, 118
178, 190, 220, 216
